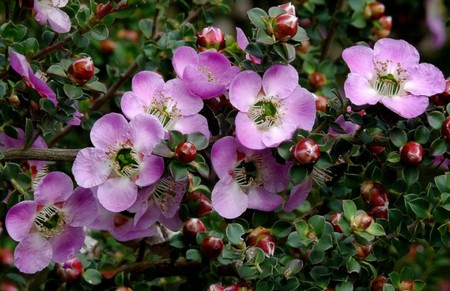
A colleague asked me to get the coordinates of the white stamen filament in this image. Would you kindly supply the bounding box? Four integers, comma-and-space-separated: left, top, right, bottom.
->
34, 205, 66, 238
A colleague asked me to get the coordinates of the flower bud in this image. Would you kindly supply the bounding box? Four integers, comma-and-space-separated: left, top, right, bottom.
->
115, 287, 133, 291
278, 2, 296, 15
247, 227, 276, 256
315, 94, 328, 112
186, 191, 213, 217
117, 29, 139, 42
371, 275, 387, 291
183, 218, 206, 243
330, 212, 343, 233
68, 57, 94, 85
208, 285, 225, 291
0, 280, 19, 291
353, 241, 373, 259
8, 93, 20, 107
100, 39, 117, 54
360, 181, 389, 207
175, 142, 197, 164
270, 13, 299, 42
364, 1, 385, 20
351, 213, 373, 231
368, 206, 388, 219
373, 16, 392, 39
200, 236, 224, 259
308, 72, 327, 90
290, 138, 321, 165
398, 280, 414, 291
55, 257, 84, 282
196, 27, 226, 52
441, 117, 450, 139
0, 248, 14, 267
400, 141, 424, 166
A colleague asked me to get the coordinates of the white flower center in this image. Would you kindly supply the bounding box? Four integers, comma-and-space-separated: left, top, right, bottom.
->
148, 94, 180, 129
34, 204, 66, 238
113, 147, 140, 178
248, 96, 284, 131
372, 60, 408, 97
232, 152, 264, 189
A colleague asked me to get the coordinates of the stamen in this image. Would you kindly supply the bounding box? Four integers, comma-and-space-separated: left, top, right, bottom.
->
372, 60, 408, 97
248, 97, 283, 131
152, 177, 183, 212
114, 148, 140, 178
148, 94, 180, 129
233, 155, 264, 188
34, 205, 66, 238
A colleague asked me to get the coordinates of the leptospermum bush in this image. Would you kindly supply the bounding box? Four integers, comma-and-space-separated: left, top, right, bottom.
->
1, 0, 450, 290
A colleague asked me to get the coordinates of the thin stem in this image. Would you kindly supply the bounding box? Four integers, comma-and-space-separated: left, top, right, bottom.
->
320, 0, 346, 61
1, 148, 79, 162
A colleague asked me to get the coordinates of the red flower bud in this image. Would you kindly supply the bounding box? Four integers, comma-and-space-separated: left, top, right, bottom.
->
351, 213, 373, 231
278, 2, 296, 15
373, 16, 392, 39
196, 27, 226, 52
55, 257, 84, 282
398, 280, 414, 291
208, 285, 225, 291
183, 218, 206, 243
441, 117, 450, 139
400, 141, 424, 166
0, 248, 14, 267
291, 138, 321, 165
186, 191, 213, 217
68, 57, 94, 85
368, 206, 388, 219
353, 241, 373, 258
371, 275, 387, 291
364, 1, 385, 20
200, 236, 224, 259
247, 227, 276, 256
0, 280, 19, 291
308, 72, 327, 90
360, 181, 389, 207
175, 142, 197, 164
271, 13, 298, 42
100, 39, 117, 54
330, 212, 343, 233
315, 94, 328, 112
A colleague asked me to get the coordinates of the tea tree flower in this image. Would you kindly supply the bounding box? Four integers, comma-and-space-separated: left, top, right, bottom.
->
34, 0, 71, 33
5, 172, 96, 274
236, 28, 262, 64
342, 38, 446, 118
72, 113, 165, 212
211, 136, 289, 219
229, 64, 316, 150
172, 46, 240, 99
120, 71, 210, 138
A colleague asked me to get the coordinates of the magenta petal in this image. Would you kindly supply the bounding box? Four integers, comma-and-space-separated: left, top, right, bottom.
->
97, 177, 137, 212
5, 201, 36, 241
403, 63, 446, 96
247, 187, 282, 212
10, 51, 30, 78
374, 38, 419, 67
235, 112, 265, 150
29, 73, 57, 102
164, 79, 203, 116
263, 65, 298, 98
229, 70, 261, 112
14, 232, 52, 274
47, 7, 71, 33
344, 73, 380, 105
72, 148, 113, 188
173, 46, 198, 78
380, 95, 429, 118
64, 187, 96, 227
90, 113, 129, 150
211, 176, 248, 219
129, 114, 164, 155
158, 212, 183, 231
217, 66, 240, 87
284, 177, 313, 212
198, 51, 232, 76
261, 156, 290, 192
173, 115, 211, 139
135, 155, 164, 187
132, 71, 165, 102
49, 226, 84, 263
282, 86, 316, 131
121, 92, 147, 120
236, 27, 249, 50
35, 171, 73, 204
342, 45, 374, 79
262, 122, 297, 148
211, 136, 238, 179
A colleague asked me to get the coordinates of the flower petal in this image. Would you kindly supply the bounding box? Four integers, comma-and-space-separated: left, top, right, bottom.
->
284, 177, 313, 212
131, 71, 165, 102
235, 112, 265, 150
34, 171, 73, 204
14, 232, 52, 274
72, 147, 113, 188
135, 155, 164, 187
342, 45, 375, 79
173, 46, 198, 78
344, 73, 381, 105
129, 114, 164, 155
90, 113, 129, 150
97, 177, 137, 212
173, 115, 211, 139
236, 27, 249, 50
211, 176, 248, 219
211, 136, 238, 179
247, 187, 282, 212
46, 7, 71, 33
49, 226, 84, 263
261, 154, 290, 192
403, 63, 446, 96
282, 86, 316, 131
64, 187, 97, 227
164, 78, 203, 116
262, 122, 297, 148
374, 38, 419, 67
380, 94, 429, 118
5, 201, 36, 241
183, 65, 227, 99
263, 65, 298, 98
198, 51, 232, 76
121, 91, 147, 120
229, 70, 261, 112
10, 51, 31, 78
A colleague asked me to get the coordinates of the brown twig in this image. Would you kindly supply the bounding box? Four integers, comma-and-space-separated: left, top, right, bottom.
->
0, 148, 79, 162
320, 0, 346, 61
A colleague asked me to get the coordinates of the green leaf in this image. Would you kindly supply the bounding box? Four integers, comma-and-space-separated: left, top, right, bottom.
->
169, 161, 188, 181
256, 280, 274, 291
85, 81, 107, 93
406, 197, 429, 218
289, 164, 308, 185
435, 174, 448, 193
346, 257, 360, 274
247, 8, 269, 30
291, 27, 308, 42
245, 43, 265, 59
168, 130, 184, 150
139, 19, 153, 38
23, 118, 34, 149
186, 249, 202, 261
402, 166, 419, 185
430, 138, 447, 156
336, 281, 354, 291
268, 7, 286, 17
83, 269, 102, 285
365, 222, 385, 236
226, 223, 245, 245
169, 233, 186, 249
256, 29, 275, 45
186, 132, 208, 150
90, 25, 109, 41
63, 84, 84, 100
343, 200, 357, 220
389, 128, 407, 148
47, 64, 67, 77
277, 141, 295, 160
427, 111, 445, 129
271, 220, 292, 238
3, 125, 18, 139
386, 151, 401, 163
414, 126, 430, 144
308, 215, 325, 236
351, 12, 367, 28
349, 0, 366, 11
238, 265, 258, 279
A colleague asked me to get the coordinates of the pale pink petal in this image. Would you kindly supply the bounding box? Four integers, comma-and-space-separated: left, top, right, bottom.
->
262, 122, 297, 148
72, 148, 113, 188
173, 46, 199, 78
129, 114, 164, 155
198, 51, 232, 76
121, 91, 147, 120
284, 177, 313, 212
261, 156, 290, 192
5, 201, 36, 241
247, 187, 282, 212
131, 71, 165, 102
263, 65, 299, 98
374, 38, 420, 67
34, 1, 48, 26
173, 115, 211, 139
344, 73, 381, 105
135, 155, 164, 187
14, 232, 52, 274
235, 112, 265, 150
64, 187, 96, 227
211, 136, 238, 179
211, 176, 248, 219
49, 226, 84, 263
90, 113, 129, 150
236, 27, 249, 50
46, 7, 71, 33
342, 45, 375, 79
216, 66, 240, 89
34, 171, 73, 204
97, 177, 137, 212
164, 79, 203, 116
403, 63, 446, 96
229, 70, 261, 112
282, 86, 316, 131
10, 51, 31, 78
380, 95, 429, 118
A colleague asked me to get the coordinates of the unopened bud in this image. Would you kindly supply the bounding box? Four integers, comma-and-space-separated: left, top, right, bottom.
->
196, 27, 226, 52
68, 57, 94, 85
55, 257, 83, 282
351, 213, 373, 231
186, 191, 213, 217
183, 218, 206, 244
364, 1, 385, 20
247, 227, 276, 256
373, 16, 392, 39
270, 13, 299, 42
175, 142, 197, 164
278, 2, 296, 15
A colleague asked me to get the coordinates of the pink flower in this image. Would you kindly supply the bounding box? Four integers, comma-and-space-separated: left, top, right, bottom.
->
236, 28, 262, 65
172, 46, 240, 99
34, 0, 71, 33
229, 64, 316, 149
211, 136, 289, 219
120, 71, 210, 138
72, 113, 165, 212
342, 38, 446, 118
5, 172, 96, 274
